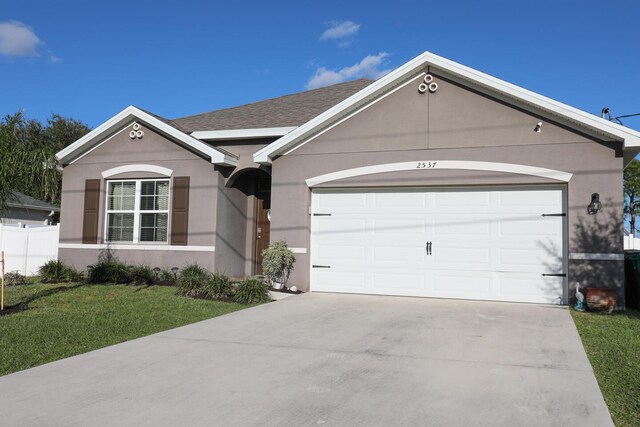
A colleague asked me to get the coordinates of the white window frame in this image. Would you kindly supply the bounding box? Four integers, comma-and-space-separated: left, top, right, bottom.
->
104, 178, 171, 244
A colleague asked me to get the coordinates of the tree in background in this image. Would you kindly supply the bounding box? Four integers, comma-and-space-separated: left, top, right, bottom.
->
0, 112, 90, 212
624, 158, 640, 234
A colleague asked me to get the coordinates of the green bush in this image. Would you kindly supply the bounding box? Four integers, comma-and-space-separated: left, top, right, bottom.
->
158, 269, 177, 285
202, 272, 234, 300
176, 264, 210, 297
86, 258, 131, 284
4, 271, 28, 286
262, 240, 295, 287
234, 278, 270, 304
39, 259, 82, 283
129, 264, 154, 286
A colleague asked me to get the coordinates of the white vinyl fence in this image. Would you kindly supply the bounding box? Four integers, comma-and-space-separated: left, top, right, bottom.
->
625, 234, 640, 251
0, 224, 60, 276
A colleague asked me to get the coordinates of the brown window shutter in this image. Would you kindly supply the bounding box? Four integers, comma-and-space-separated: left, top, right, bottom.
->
171, 177, 190, 245
82, 179, 101, 244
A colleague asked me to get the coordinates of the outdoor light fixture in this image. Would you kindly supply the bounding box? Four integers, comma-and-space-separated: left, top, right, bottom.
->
587, 193, 602, 215
534, 122, 542, 133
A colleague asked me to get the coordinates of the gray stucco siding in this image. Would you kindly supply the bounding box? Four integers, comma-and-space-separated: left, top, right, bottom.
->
59, 123, 219, 272
269, 71, 624, 305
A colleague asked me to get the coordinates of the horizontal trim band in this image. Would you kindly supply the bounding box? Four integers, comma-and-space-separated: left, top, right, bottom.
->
289, 247, 308, 254
569, 253, 624, 261
59, 243, 215, 252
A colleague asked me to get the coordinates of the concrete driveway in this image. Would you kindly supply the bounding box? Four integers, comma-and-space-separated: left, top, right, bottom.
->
0, 293, 612, 426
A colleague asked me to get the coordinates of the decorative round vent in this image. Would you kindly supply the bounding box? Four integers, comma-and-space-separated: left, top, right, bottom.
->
129, 122, 144, 139
418, 74, 438, 94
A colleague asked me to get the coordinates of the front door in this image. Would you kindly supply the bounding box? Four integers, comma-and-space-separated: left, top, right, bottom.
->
254, 176, 271, 274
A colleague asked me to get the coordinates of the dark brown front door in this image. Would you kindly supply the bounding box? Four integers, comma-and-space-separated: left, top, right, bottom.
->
254, 176, 271, 274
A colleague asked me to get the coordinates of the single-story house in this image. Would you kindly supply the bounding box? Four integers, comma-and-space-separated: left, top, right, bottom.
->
1, 192, 59, 226
56, 51, 640, 306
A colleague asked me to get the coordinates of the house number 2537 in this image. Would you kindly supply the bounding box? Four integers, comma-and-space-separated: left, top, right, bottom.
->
416, 162, 437, 169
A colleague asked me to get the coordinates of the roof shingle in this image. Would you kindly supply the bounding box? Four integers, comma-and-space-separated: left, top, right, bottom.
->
172, 79, 374, 133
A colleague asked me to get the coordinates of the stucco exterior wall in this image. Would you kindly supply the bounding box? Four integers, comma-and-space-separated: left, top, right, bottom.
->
59, 123, 219, 271
270, 72, 624, 304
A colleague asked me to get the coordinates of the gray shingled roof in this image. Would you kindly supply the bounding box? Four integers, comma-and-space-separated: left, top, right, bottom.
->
172, 79, 375, 133
7, 192, 60, 212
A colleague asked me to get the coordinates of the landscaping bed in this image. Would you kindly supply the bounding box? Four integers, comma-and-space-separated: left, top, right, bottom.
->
571, 309, 640, 427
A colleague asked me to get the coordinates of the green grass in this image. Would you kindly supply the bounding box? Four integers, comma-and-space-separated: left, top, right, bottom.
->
571, 309, 640, 427
0, 282, 249, 377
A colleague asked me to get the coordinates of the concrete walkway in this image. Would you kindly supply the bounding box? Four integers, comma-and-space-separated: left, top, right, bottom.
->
0, 293, 612, 426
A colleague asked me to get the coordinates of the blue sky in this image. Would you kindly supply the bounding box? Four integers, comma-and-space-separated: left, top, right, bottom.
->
1, 0, 639, 130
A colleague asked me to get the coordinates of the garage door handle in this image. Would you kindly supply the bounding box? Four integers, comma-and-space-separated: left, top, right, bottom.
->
312, 265, 331, 268
426, 242, 432, 255
542, 273, 566, 277
542, 213, 566, 217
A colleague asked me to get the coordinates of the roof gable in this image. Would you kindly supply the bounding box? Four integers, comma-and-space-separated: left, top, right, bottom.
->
56, 106, 237, 166
253, 51, 640, 165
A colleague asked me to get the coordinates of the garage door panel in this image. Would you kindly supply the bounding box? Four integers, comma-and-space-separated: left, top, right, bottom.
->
433, 273, 492, 295
315, 218, 366, 237
373, 219, 427, 235
314, 270, 366, 290
434, 216, 492, 236
373, 192, 427, 208
311, 188, 566, 304
499, 190, 561, 208
498, 247, 560, 273
433, 246, 492, 269
497, 274, 563, 304
435, 191, 490, 208
373, 245, 425, 262
316, 244, 366, 261
499, 216, 561, 237
372, 272, 426, 291
316, 192, 367, 210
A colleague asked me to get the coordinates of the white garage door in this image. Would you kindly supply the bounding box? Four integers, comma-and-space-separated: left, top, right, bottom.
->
310, 187, 566, 304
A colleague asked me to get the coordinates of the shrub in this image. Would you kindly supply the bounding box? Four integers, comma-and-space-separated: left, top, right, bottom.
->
262, 240, 295, 287
154, 268, 177, 286
234, 278, 271, 304
4, 271, 28, 286
86, 258, 131, 284
129, 264, 154, 286
176, 264, 210, 297
39, 259, 82, 283
202, 272, 234, 300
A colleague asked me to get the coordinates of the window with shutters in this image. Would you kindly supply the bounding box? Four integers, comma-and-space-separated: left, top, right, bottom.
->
105, 179, 169, 243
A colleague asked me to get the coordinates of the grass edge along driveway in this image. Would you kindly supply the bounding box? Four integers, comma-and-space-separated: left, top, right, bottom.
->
0, 282, 251, 377
571, 309, 640, 427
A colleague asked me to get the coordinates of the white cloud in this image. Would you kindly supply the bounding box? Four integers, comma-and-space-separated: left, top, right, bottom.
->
47, 50, 62, 63
0, 21, 41, 57
320, 20, 360, 41
306, 53, 392, 89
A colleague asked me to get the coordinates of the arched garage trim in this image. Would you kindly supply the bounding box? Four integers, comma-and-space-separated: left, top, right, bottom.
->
305, 160, 573, 187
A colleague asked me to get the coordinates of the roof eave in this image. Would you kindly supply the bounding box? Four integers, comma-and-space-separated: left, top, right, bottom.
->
191, 127, 297, 141
56, 106, 238, 167
253, 51, 640, 164
6, 203, 60, 212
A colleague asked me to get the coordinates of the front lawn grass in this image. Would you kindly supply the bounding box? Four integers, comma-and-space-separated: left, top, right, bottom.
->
571, 309, 640, 427
0, 282, 249, 377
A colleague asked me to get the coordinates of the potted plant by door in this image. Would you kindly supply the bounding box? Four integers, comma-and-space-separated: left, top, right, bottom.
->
262, 240, 295, 290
